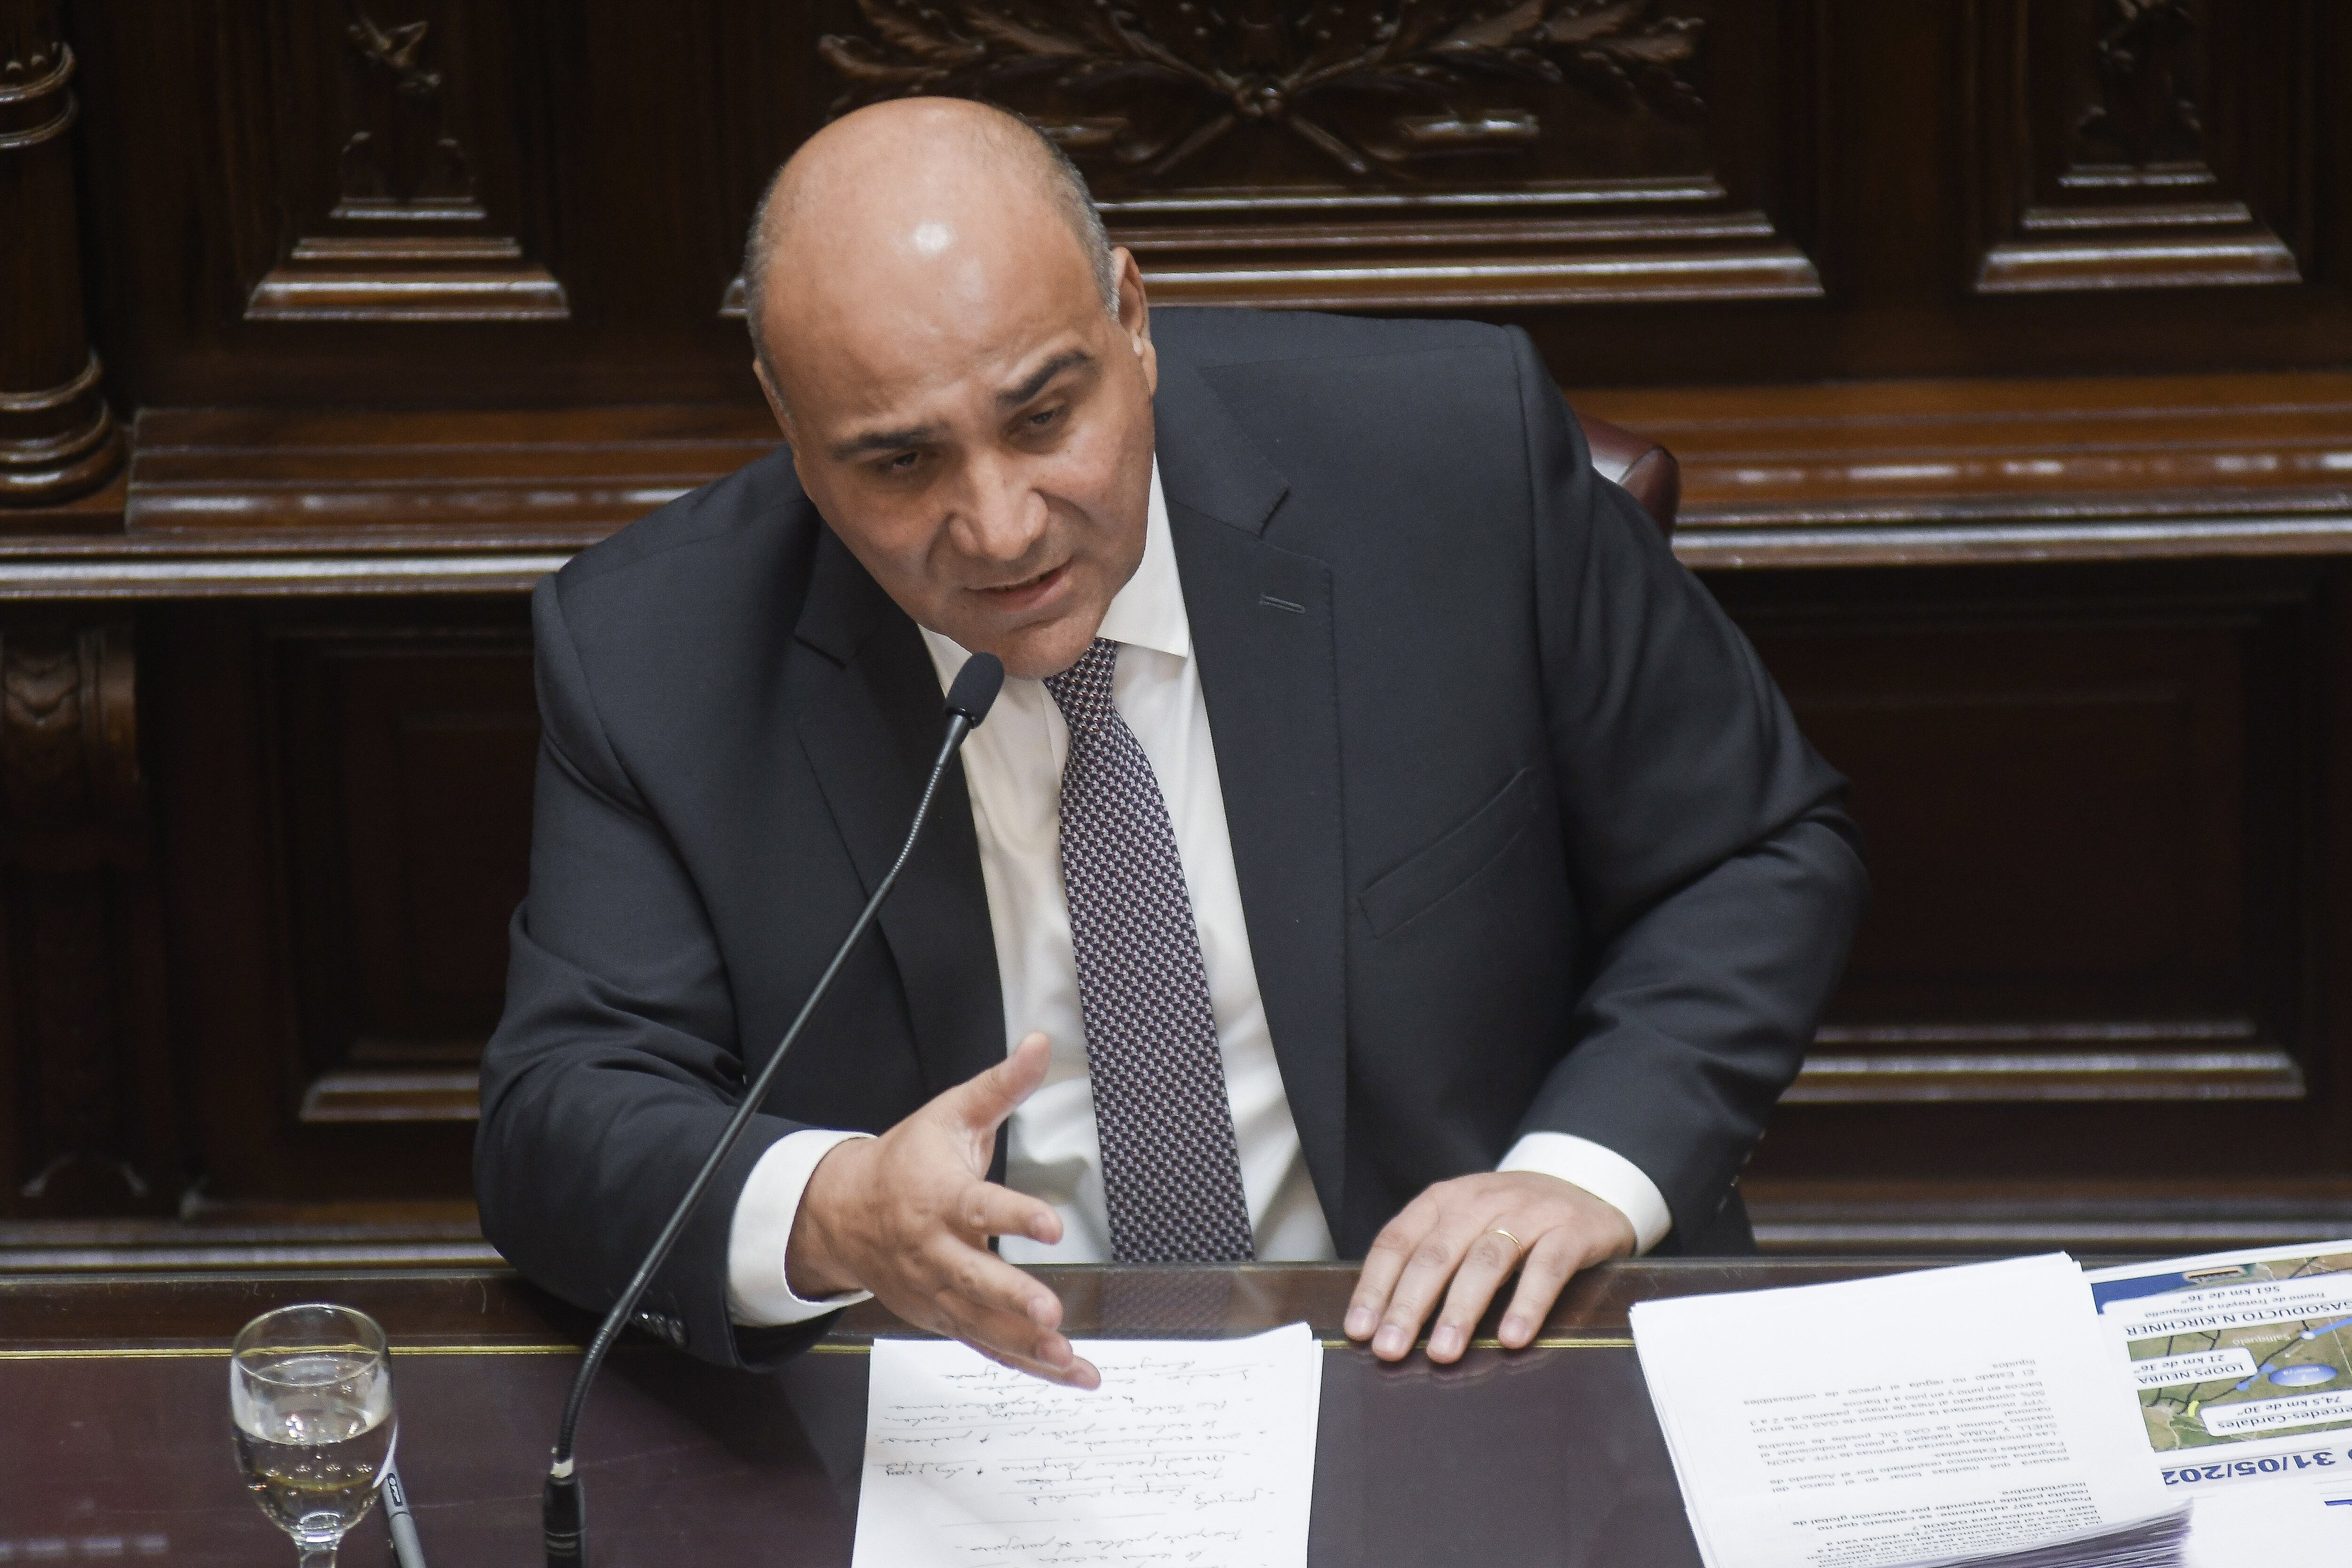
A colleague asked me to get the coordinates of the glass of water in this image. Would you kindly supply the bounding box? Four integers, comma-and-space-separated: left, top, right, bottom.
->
230, 1304, 397, 1567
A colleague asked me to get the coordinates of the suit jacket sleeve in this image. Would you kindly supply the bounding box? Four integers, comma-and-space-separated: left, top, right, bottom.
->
1510, 328, 1869, 1243
474, 575, 824, 1369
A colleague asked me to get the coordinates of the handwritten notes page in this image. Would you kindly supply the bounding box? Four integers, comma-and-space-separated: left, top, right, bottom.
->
1632, 1255, 2173, 1568
850, 1324, 1323, 1568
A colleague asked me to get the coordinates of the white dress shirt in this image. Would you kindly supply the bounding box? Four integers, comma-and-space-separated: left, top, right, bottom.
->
725, 460, 1672, 1326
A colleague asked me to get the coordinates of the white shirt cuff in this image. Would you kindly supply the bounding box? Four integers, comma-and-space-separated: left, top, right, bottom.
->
725, 1128, 877, 1327
1498, 1131, 1673, 1255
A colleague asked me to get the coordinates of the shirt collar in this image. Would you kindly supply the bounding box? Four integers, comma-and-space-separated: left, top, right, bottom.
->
1094, 457, 1188, 661
917, 455, 1189, 679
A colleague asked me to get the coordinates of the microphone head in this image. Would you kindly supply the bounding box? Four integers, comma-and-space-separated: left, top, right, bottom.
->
945, 653, 1005, 727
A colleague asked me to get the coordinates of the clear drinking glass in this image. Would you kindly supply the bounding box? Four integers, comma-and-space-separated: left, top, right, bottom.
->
230, 1304, 398, 1567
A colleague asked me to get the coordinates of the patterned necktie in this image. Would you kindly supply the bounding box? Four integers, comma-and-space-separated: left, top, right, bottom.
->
1043, 638, 1255, 1263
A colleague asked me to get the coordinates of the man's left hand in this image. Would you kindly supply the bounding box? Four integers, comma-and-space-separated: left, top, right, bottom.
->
1343, 1172, 1637, 1363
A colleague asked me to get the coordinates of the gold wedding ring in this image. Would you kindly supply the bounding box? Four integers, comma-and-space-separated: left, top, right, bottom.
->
1486, 1226, 1525, 1256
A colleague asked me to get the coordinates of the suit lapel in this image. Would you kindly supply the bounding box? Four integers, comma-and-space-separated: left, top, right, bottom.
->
790, 526, 1005, 1102
1157, 356, 1352, 1232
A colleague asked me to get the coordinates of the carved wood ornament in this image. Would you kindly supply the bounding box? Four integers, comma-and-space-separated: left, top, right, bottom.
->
736, 0, 1826, 314
821, 0, 1706, 182
1969, 0, 2304, 294
245, 0, 567, 322
2076, 0, 2203, 168
337, 0, 477, 213
0, 619, 162, 1213
0, 624, 137, 827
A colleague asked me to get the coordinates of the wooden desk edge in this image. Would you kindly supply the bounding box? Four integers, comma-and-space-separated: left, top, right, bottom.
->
0, 1258, 1913, 1359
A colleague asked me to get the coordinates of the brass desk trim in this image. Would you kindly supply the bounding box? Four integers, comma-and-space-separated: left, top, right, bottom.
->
0, 1343, 585, 1361
0, 1335, 1636, 1361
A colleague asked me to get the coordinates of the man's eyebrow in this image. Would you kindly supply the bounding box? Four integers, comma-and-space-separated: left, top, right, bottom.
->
830, 422, 944, 462
825, 350, 1096, 459
998, 349, 1096, 409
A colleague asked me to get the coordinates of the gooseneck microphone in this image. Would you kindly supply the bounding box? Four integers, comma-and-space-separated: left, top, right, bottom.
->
543, 651, 1005, 1566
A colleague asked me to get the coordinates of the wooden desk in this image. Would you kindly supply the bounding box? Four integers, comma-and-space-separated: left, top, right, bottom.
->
0, 1259, 1899, 1566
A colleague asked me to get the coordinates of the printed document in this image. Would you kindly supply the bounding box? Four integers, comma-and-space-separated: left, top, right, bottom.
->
2084, 1241, 2352, 1563
1632, 1254, 2173, 1568
2177, 1472, 2352, 1566
2087, 1241, 2352, 1490
850, 1322, 1322, 1568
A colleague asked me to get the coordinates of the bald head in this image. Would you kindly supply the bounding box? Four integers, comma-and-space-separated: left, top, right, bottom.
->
743, 100, 1117, 386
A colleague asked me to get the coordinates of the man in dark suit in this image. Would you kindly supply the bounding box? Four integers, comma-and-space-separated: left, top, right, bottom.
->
477, 98, 1866, 1386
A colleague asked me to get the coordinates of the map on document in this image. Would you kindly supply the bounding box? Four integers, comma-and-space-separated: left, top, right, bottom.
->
2089, 1243, 2352, 1479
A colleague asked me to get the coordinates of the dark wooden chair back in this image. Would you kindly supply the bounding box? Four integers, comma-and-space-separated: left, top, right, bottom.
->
1577, 412, 1682, 540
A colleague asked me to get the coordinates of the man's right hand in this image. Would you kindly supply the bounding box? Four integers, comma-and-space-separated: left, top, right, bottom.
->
785, 1032, 1100, 1388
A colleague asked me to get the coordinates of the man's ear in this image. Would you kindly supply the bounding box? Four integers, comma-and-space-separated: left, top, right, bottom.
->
1113, 247, 1156, 396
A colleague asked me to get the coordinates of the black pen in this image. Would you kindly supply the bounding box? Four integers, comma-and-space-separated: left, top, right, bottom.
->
383, 1458, 428, 1568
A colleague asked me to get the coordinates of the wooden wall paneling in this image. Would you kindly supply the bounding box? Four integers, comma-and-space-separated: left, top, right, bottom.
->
270, 625, 537, 1125
0, 0, 126, 509
51, 0, 251, 413
0, 404, 779, 600
41, 368, 2352, 596
1733, 571, 2310, 1105
147, 602, 502, 1216
691, 0, 834, 322
561, 0, 745, 334
62, 0, 791, 411
1575, 371, 2352, 566
47, 0, 2352, 408
233, 0, 567, 322
2327, 0, 2352, 298
1741, 1176, 2352, 1254
0, 613, 174, 1219
1965, 0, 2312, 294
146, 603, 282, 1216
1720, 558, 2352, 1250
123, 405, 780, 540
6, 373, 2351, 599
715, 0, 1826, 318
